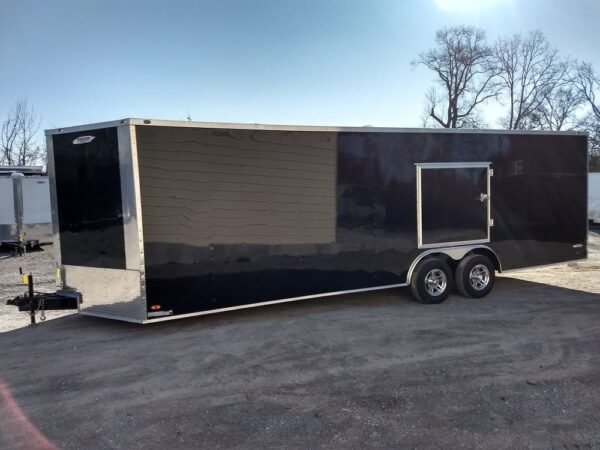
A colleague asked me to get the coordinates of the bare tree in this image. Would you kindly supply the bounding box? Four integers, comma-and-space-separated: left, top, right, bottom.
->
535, 84, 584, 131
529, 63, 586, 131
414, 26, 500, 128
494, 30, 570, 130
576, 62, 600, 122
0, 99, 44, 166
575, 62, 600, 170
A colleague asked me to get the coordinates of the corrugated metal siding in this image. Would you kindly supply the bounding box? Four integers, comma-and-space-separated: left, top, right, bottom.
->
136, 126, 337, 246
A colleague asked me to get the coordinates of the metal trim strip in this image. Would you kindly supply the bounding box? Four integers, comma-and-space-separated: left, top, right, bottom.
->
141, 282, 409, 323
416, 165, 423, 247
46, 118, 588, 137
416, 162, 492, 249
418, 238, 492, 249
45, 120, 129, 136
416, 162, 492, 169
45, 135, 63, 293
129, 125, 149, 319
117, 127, 140, 270
80, 311, 144, 324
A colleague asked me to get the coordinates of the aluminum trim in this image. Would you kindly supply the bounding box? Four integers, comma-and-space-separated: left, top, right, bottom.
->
67, 265, 145, 319
419, 238, 492, 249
406, 244, 503, 284
586, 134, 590, 244
45, 119, 129, 136
80, 311, 144, 324
487, 164, 492, 237
416, 162, 491, 249
128, 125, 149, 319
142, 282, 409, 323
46, 135, 62, 271
46, 118, 588, 137
416, 165, 423, 247
117, 126, 140, 270
416, 162, 492, 169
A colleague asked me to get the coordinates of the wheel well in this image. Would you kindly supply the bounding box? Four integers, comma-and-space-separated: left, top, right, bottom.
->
406, 246, 502, 284
467, 248, 502, 272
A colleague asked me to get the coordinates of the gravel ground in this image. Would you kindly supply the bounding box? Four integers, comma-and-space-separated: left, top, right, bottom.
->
0, 234, 599, 449
499, 231, 600, 294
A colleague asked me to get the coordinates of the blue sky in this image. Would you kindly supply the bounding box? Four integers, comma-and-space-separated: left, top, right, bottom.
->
0, 0, 599, 137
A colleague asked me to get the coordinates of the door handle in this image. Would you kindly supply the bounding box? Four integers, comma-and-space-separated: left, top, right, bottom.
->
479, 193, 488, 203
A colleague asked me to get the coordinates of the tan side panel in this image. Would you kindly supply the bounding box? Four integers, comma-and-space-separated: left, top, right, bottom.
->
137, 127, 337, 246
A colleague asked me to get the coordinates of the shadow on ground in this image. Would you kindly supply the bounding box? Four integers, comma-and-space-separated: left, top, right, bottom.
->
1, 277, 599, 449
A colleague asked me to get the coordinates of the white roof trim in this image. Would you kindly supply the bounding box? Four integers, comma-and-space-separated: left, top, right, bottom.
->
45, 118, 589, 136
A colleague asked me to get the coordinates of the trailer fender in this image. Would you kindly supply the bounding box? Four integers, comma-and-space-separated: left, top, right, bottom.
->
406, 245, 502, 284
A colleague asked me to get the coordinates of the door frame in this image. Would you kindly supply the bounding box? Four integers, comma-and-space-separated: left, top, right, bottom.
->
416, 162, 492, 249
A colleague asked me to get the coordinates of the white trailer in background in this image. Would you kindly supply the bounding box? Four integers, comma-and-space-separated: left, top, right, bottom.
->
0, 166, 52, 250
591, 173, 600, 225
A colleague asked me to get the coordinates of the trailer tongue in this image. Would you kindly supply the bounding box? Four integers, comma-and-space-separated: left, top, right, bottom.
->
7, 272, 79, 324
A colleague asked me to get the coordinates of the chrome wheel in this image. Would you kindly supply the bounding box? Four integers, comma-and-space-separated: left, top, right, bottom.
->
424, 269, 447, 296
469, 264, 490, 291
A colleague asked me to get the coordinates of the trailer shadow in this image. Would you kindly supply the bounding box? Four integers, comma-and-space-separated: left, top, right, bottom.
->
1, 275, 598, 339
1, 276, 600, 449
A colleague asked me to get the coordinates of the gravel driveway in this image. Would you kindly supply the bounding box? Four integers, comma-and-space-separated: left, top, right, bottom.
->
0, 233, 599, 449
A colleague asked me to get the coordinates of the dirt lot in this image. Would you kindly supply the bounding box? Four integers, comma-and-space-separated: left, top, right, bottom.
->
1, 234, 599, 449
0, 246, 74, 333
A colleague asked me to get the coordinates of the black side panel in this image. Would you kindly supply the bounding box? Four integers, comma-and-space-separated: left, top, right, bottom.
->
136, 126, 588, 318
52, 127, 126, 269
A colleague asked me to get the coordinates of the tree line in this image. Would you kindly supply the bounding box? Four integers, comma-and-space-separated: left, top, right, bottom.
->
414, 26, 600, 170
2, 26, 599, 170
0, 99, 44, 167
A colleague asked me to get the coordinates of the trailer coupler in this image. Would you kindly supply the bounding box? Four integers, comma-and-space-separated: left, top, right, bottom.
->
8, 290, 79, 312
6, 272, 80, 324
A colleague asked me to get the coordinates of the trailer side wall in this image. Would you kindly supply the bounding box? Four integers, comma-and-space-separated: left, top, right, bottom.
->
136, 127, 587, 319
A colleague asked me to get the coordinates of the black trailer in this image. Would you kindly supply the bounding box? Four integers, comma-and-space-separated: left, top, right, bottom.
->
43, 119, 588, 323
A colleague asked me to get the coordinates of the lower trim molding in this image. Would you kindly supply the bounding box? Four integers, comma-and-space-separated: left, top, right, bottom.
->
142, 282, 408, 323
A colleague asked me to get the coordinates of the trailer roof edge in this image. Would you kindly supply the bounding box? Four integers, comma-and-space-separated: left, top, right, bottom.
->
45, 118, 589, 137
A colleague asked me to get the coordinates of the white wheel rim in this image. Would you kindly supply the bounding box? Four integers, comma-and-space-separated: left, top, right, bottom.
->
424, 269, 447, 296
469, 264, 490, 291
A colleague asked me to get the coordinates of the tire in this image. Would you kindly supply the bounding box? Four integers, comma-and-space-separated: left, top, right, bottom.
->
455, 254, 495, 298
410, 257, 453, 304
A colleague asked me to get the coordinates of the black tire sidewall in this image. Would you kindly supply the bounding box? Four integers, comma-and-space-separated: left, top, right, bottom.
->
410, 258, 454, 304
457, 254, 495, 298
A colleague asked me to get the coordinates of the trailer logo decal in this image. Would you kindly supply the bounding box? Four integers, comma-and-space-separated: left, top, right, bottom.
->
72, 135, 95, 145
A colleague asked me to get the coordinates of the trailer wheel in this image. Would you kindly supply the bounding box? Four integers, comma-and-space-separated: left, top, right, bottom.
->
410, 258, 453, 304
455, 254, 495, 298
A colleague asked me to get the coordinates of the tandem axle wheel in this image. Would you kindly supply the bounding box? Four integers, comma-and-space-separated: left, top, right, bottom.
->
409, 253, 496, 304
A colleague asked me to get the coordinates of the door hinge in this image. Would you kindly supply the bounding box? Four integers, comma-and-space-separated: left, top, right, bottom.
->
490, 218, 495, 227
489, 169, 494, 176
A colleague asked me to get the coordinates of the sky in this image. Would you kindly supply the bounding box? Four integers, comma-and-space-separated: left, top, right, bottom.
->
0, 0, 599, 140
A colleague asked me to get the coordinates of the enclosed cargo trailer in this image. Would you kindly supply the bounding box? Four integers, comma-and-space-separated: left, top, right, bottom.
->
0, 168, 52, 249
590, 173, 600, 225
45, 119, 588, 323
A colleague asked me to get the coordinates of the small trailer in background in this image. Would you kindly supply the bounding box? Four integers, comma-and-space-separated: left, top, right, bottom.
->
0, 166, 53, 252
590, 173, 600, 225
38, 119, 588, 323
